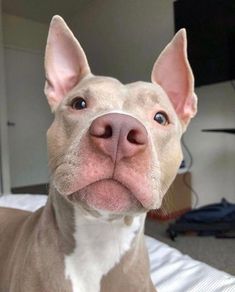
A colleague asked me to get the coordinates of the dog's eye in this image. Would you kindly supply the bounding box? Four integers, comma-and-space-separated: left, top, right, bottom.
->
154, 112, 169, 125
71, 97, 87, 110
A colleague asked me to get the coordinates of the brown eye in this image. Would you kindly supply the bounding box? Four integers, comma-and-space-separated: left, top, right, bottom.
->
154, 112, 169, 125
71, 97, 87, 110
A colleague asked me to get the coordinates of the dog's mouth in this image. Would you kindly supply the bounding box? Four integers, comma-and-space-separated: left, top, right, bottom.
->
68, 178, 143, 213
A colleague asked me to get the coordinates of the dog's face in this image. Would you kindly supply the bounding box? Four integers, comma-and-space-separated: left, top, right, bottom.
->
45, 16, 197, 215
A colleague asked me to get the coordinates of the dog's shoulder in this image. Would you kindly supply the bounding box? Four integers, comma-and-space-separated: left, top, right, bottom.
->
0, 206, 31, 226
0, 207, 32, 281
0, 207, 31, 244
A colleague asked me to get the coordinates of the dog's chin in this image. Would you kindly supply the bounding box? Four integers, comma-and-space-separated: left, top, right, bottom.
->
68, 179, 143, 214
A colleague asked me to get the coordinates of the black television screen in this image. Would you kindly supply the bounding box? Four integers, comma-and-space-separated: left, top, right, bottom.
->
174, 0, 235, 87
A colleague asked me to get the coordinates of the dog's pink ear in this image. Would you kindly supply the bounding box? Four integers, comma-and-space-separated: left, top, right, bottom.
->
151, 29, 197, 128
44, 16, 90, 111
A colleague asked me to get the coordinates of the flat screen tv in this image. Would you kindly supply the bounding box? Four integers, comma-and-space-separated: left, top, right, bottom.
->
174, 0, 235, 86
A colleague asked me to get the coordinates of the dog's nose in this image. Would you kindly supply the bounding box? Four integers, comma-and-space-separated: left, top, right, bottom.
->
89, 113, 148, 162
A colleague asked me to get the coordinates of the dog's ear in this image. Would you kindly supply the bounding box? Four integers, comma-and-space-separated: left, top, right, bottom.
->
151, 29, 197, 129
44, 15, 91, 111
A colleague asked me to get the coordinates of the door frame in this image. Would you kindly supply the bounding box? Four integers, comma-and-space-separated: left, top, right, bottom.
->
0, 2, 11, 195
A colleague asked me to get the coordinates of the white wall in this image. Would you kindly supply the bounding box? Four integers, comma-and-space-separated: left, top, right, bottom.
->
70, 0, 175, 83
185, 82, 235, 206
2, 14, 52, 188
70, 0, 235, 206
3, 13, 48, 52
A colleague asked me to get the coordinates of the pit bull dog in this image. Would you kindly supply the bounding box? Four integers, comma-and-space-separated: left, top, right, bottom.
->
0, 16, 197, 292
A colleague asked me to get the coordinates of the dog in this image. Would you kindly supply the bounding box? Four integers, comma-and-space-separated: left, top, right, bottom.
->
0, 15, 197, 292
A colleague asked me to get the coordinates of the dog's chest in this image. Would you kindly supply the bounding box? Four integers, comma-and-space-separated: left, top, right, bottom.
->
64, 209, 143, 292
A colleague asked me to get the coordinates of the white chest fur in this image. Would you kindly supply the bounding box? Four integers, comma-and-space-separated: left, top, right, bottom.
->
64, 209, 144, 292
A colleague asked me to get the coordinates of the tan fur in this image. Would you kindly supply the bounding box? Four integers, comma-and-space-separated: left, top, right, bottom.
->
0, 197, 73, 292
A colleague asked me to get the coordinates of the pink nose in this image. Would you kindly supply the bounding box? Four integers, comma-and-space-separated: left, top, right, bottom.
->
89, 113, 148, 162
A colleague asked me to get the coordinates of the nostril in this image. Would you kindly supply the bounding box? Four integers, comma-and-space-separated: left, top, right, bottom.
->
127, 129, 146, 145
90, 123, 113, 139
89, 118, 113, 139
127, 130, 138, 144
100, 125, 112, 138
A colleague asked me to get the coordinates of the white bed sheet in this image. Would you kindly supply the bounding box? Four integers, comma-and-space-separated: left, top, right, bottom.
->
1, 194, 235, 292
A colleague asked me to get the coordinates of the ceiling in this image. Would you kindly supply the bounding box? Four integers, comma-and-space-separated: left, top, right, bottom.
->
2, 0, 92, 23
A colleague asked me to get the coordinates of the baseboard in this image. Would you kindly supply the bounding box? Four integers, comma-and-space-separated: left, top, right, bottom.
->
11, 183, 49, 195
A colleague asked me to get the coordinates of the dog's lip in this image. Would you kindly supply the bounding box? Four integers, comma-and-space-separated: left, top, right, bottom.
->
68, 178, 145, 208
69, 178, 129, 196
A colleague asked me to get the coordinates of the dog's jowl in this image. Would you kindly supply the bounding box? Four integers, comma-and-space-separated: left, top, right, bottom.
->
0, 16, 197, 292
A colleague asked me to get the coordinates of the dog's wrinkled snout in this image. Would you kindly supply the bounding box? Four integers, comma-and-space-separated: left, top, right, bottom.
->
89, 113, 148, 162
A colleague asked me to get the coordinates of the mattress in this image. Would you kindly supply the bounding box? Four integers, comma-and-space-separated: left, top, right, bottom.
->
1, 194, 235, 292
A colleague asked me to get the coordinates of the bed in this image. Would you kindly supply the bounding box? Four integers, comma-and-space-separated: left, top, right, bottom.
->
0, 194, 235, 292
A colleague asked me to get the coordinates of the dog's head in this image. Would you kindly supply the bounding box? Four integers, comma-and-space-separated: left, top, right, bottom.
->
45, 16, 197, 216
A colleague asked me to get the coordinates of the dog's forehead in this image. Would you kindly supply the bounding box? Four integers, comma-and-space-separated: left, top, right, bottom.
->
125, 81, 171, 106
77, 75, 124, 95
76, 75, 173, 109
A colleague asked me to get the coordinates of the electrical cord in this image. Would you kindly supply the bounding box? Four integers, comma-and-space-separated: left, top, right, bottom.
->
181, 135, 200, 208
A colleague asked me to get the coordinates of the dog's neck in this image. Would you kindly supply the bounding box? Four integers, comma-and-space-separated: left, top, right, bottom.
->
47, 187, 146, 292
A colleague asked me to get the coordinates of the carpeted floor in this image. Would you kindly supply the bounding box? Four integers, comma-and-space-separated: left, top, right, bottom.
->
145, 218, 235, 276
